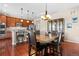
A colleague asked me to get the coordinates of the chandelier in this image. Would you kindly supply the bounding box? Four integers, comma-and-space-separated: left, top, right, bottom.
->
41, 3, 51, 20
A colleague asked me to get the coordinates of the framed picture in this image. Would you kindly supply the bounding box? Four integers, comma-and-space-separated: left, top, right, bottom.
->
67, 23, 72, 28
72, 16, 78, 23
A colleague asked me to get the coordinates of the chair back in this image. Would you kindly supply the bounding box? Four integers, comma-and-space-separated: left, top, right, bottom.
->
58, 32, 62, 44
35, 30, 40, 35
54, 32, 62, 46
27, 30, 37, 46
52, 31, 57, 36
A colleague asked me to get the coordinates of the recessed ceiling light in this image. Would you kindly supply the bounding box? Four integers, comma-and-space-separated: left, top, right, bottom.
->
21, 20, 23, 22
32, 21, 34, 23
26, 20, 29, 23
2, 23, 5, 25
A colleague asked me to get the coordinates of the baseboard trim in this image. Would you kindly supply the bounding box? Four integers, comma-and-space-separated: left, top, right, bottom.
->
64, 40, 79, 43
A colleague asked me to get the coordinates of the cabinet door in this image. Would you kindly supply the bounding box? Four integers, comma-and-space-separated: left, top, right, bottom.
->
15, 18, 21, 23
6, 17, 16, 27
23, 20, 32, 27
15, 18, 22, 26
0, 15, 6, 23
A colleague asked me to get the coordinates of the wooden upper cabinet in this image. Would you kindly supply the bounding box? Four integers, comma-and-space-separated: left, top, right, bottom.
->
6, 16, 16, 27
0, 15, 32, 27
22, 20, 32, 27
15, 18, 21, 23
22, 20, 27, 27
0, 15, 6, 23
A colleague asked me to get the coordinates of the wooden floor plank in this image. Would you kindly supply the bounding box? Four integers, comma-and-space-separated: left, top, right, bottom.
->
0, 38, 79, 56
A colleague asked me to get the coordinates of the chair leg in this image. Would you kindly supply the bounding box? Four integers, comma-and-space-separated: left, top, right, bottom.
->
49, 46, 51, 55
29, 48, 31, 56
39, 51, 42, 56
53, 47, 55, 55
49, 45, 54, 55
42, 49, 45, 56
44, 47, 48, 56
60, 46, 63, 56
53, 46, 58, 56
35, 49, 38, 56
28, 45, 31, 56
37, 50, 44, 56
53, 46, 63, 56
41, 49, 45, 56
36, 51, 40, 56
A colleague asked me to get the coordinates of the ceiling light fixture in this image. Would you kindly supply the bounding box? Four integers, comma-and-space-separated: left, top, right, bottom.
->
20, 8, 24, 22
21, 19, 23, 22
3, 4, 8, 15
31, 12, 34, 24
32, 21, 34, 23
27, 10, 30, 20
26, 20, 30, 23
41, 3, 51, 21
2, 23, 5, 25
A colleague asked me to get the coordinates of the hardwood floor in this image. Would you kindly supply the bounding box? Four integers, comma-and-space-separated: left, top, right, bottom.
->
0, 38, 12, 56
62, 42, 79, 56
0, 38, 28, 56
0, 38, 79, 56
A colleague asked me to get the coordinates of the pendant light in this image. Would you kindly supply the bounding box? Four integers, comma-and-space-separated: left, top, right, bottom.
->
27, 10, 30, 20
26, 10, 30, 23
31, 12, 34, 23
20, 8, 23, 22
41, 3, 51, 20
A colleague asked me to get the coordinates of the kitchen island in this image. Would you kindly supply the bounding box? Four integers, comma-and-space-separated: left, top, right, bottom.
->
7, 27, 27, 45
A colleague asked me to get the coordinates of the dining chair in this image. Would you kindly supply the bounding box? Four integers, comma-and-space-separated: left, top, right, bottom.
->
61, 32, 64, 42
35, 30, 40, 35
52, 32, 63, 56
27, 30, 47, 56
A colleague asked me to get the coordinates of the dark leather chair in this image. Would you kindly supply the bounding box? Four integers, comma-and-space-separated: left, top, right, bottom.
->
27, 30, 47, 56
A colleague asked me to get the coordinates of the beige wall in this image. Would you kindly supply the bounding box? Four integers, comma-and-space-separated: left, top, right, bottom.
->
35, 18, 47, 34
52, 7, 79, 43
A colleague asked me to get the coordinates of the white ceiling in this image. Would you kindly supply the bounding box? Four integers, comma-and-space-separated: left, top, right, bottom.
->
0, 3, 79, 20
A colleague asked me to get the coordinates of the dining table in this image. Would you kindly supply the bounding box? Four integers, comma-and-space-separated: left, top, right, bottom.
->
36, 34, 57, 44
36, 34, 57, 55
